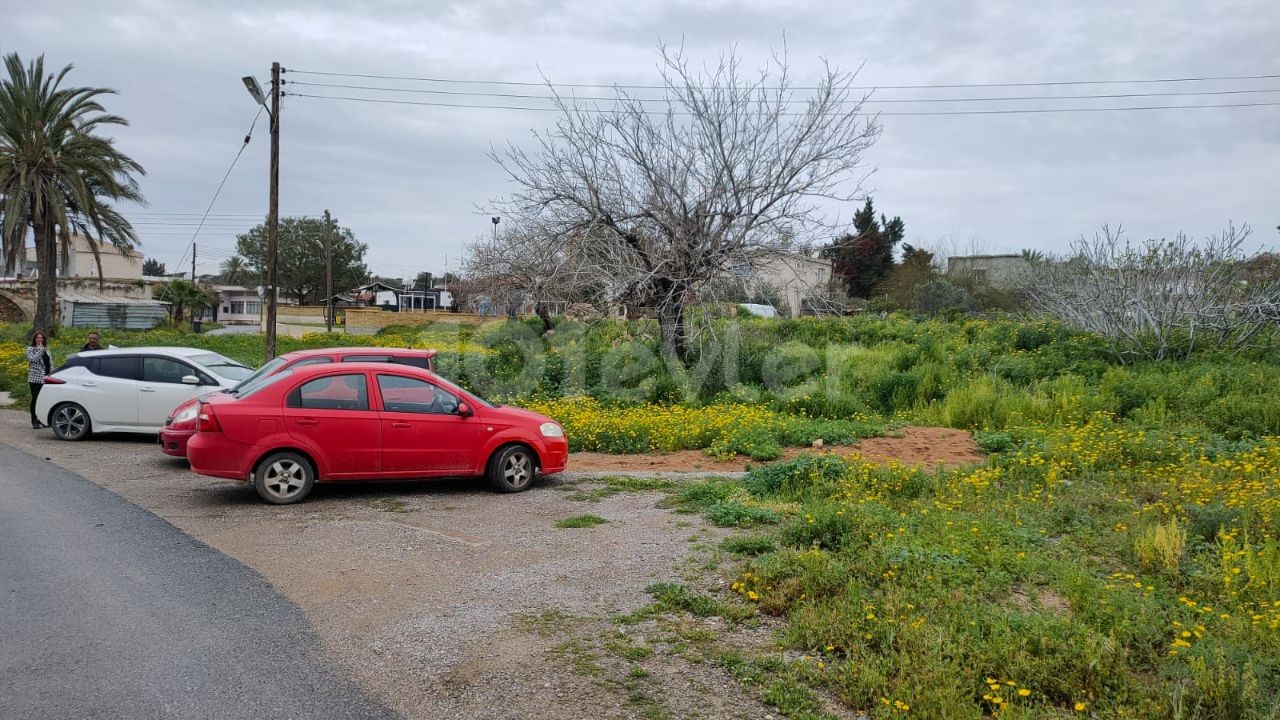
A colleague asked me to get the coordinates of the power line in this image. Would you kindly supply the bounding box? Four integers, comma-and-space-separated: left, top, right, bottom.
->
285, 91, 1280, 116
173, 107, 265, 274
130, 211, 264, 217
288, 68, 1280, 91
287, 79, 1280, 104
131, 222, 258, 227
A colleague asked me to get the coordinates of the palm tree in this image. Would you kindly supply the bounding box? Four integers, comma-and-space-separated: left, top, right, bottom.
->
154, 279, 216, 328
219, 256, 251, 286
0, 53, 146, 331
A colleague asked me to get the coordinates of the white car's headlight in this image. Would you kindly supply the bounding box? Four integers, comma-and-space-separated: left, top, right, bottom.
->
540, 422, 564, 438
171, 405, 199, 424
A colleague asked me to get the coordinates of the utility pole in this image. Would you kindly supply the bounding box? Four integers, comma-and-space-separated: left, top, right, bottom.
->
265, 61, 281, 361
323, 208, 333, 333
191, 243, 196, 281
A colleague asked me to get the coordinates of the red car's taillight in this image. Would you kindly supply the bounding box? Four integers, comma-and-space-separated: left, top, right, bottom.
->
42, 376, 66, 385
197, 404, 222, 433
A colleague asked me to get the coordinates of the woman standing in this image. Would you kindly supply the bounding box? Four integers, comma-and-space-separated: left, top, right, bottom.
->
26, 331, 52, 429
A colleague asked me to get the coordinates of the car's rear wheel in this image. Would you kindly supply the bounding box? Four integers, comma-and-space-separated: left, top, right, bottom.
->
487, 444, 537, 493
253, 451, 315, 505
50, 403, 91, 441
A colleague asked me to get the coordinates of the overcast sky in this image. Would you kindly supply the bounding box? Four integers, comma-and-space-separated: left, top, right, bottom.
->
8, 0, 1279, 282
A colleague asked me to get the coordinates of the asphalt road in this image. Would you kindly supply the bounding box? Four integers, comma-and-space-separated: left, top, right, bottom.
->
0, 441, 396, 720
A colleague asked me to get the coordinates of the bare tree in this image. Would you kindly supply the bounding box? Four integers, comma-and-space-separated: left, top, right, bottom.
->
1021, 224, 1280, 361
462, 218, 604, 330
491, 43, 880, 362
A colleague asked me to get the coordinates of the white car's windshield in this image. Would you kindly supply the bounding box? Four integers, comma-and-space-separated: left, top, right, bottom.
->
191, 352, 255, 381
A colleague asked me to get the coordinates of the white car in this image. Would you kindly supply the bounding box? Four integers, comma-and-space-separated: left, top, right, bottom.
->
36, 347, 254, 441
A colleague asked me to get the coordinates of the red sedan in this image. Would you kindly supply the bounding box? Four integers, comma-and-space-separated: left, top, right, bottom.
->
160, 347, 436, 457
186, 363, 568, 504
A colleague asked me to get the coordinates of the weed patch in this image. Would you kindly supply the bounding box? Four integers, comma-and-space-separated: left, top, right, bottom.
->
554, 514, 608, 529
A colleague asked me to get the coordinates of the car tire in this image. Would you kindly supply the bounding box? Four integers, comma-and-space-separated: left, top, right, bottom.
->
50, 402, 91, 441
253, 451, 316, 505
487, 444, 537, 493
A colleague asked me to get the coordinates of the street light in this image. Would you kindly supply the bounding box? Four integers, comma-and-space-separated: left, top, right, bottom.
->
241, 77, 267, 108
491, 216, 500, 241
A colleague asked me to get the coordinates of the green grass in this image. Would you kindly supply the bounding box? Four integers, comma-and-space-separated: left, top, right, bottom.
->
560, 476, 679, 502
554, 514, 608, 529
673, 433, 1280, 718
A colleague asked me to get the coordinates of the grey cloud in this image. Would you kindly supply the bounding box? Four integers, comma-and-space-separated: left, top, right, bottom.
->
6, 0, 1278, 279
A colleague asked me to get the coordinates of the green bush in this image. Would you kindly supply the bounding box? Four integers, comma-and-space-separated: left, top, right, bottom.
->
743, 455, 849, 501
911, 279, 972, 315
705, 501, 781, 528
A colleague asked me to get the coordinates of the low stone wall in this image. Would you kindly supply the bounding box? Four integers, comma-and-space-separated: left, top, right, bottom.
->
277, 305, 334, 320
0, 278, 158, 325
263, 305, 345, 336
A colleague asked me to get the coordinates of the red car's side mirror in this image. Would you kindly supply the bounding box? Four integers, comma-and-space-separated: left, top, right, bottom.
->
456, 402, 472, 418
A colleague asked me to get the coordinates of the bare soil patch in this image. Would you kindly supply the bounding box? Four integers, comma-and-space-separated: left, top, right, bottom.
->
570, 425, 984, 473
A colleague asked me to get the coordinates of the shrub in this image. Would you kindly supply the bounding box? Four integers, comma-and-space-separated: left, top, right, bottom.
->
705, 501, 781, 528
645, 582, 721, 617
938, 375, 1033, 429
722, 535, 776, 556
911, 279, 972, 316
779, 506, 860, 551
743, 455, 849, 501
671, 480, 738, 510
1132, 519, 1187, 576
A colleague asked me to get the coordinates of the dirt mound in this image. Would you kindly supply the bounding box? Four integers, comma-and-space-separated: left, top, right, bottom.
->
569, 426, 984, 474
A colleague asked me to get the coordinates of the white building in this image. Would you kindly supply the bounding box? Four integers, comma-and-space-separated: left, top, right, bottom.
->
22, 234, 144, 280
192, 285, 263, 325
734, 250, 835, 318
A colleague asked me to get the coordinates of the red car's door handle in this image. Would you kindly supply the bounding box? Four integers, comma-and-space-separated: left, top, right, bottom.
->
295, 418, 319, 427
390, 422, 411, 429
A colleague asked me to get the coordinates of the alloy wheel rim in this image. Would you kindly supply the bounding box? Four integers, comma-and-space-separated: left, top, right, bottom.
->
263, 459, 306, 499
55, 407, 85, 437
503, 452, 532, 487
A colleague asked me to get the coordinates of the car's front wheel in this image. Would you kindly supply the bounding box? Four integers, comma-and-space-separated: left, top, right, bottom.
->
50, 403, 91, 441
487, 444, 537, 493
253, 451, 316, 505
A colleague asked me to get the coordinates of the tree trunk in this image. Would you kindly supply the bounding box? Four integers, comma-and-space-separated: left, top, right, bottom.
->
657, 299, 687, 365
32, 217, 58, 334
534, 301, 554, 332
174, 303, 185, 327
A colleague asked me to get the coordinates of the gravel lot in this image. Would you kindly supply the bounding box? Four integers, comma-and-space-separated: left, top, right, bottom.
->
0, 409, 767, 719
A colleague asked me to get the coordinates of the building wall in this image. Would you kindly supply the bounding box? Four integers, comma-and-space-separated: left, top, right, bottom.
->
216, 292, 263, 324
67, 246, 144, 280
947, 255, 1032, 289
21, 235, 144, 280
750, 253, 833, 318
